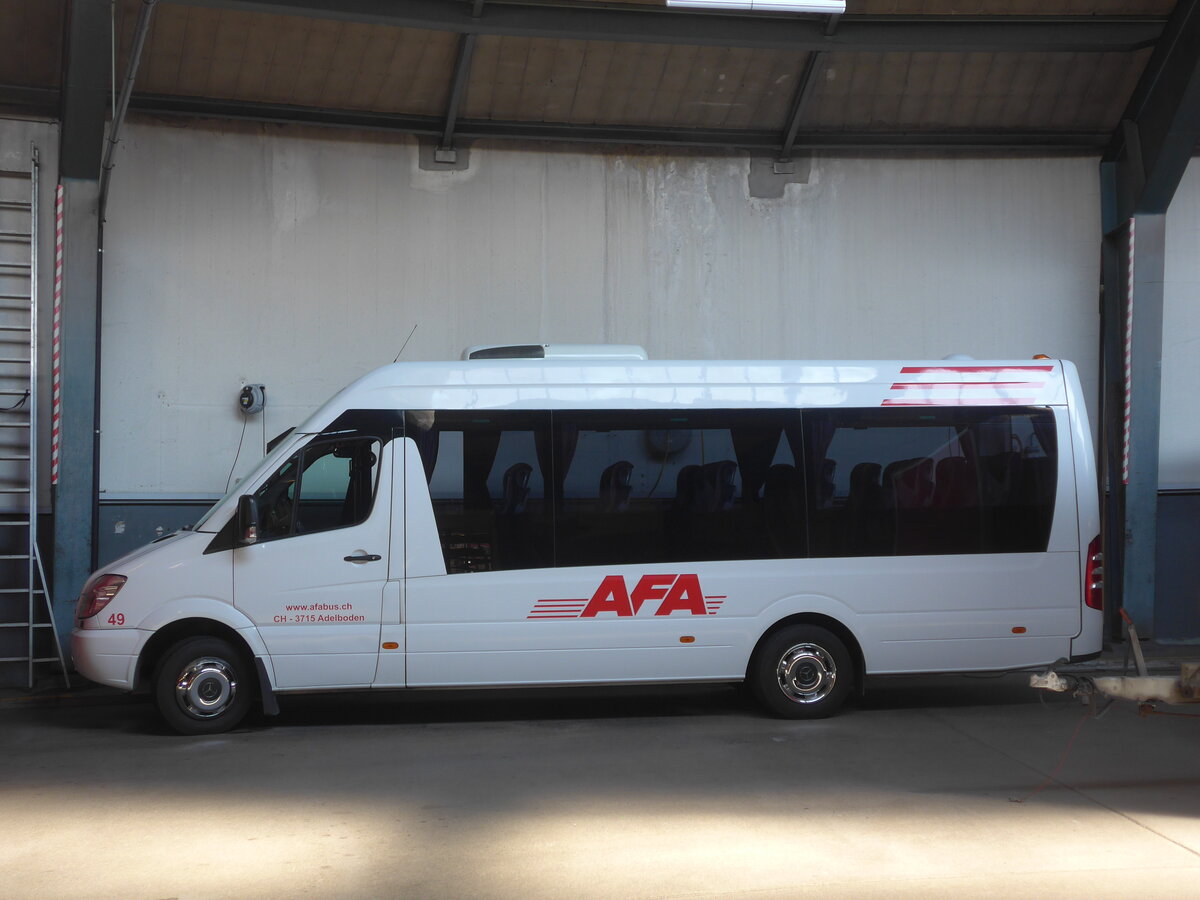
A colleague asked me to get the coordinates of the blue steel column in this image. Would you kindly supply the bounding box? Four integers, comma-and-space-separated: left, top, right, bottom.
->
1118, 215, 1166, 635
52, 1, 110, 642
1096, 200, 1126, 640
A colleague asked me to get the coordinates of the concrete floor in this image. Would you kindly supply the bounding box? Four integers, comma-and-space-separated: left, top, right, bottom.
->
2, 676, 1198, 900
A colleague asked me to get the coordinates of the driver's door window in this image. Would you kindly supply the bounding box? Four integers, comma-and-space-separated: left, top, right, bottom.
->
252, 438, 381, 541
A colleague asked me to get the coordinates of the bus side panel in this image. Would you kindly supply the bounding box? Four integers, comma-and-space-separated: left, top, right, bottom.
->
770, 553, 1077, 674
401, 553, 1080, 686
403, 565, 750, 687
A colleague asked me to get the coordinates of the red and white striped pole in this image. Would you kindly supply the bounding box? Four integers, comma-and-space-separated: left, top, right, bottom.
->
1122, 217, 1135, 487
50, 184, 63, 486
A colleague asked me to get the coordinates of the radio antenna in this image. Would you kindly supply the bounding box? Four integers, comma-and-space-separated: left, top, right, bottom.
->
394, 324, 419, 363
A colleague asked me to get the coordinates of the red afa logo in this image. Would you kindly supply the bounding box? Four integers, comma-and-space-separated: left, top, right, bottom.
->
528, 575, 726, 620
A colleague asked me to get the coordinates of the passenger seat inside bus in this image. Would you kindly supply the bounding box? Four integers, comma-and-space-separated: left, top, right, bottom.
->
932, 457, 977, 508
764, 463, 805, 557
669, 460, 739, 560
699, 460, 737, 512
499, 463, 532, 515
599, 460, 633, 512
844, 461, 886, 556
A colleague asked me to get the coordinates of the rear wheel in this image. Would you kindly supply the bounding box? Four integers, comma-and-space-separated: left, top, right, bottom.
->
153, 637, 253, 735
751, 624, 853, 719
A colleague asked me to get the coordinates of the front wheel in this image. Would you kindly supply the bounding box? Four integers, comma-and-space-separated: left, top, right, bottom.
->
751, 625, 854, 719
153, 637, 253, 735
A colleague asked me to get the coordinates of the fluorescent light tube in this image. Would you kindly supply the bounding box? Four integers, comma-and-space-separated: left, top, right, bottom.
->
666, 0, 846, 11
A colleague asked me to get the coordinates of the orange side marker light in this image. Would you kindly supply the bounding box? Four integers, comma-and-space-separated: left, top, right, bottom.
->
679, 636, 695, 644
1011, 627, 1027, 634
382, 642, 399, 650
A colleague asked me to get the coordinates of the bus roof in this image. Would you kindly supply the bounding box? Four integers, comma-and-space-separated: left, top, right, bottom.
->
296, 358, 1076, 433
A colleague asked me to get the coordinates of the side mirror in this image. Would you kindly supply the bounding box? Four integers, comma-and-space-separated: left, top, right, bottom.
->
237, 495, 260, 545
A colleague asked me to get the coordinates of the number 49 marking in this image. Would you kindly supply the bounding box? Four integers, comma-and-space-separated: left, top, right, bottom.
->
107, 613, 125, 626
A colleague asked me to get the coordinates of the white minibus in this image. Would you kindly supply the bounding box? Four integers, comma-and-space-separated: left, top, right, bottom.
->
71, 346, 1102, 734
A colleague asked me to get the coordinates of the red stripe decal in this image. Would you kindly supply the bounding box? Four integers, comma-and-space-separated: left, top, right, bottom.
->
900, 366, 1053, 374
890, 381, 1045, 390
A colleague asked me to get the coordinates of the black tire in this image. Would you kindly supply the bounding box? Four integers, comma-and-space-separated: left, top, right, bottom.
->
153, 636, 253, 735
750, 624, 854, 719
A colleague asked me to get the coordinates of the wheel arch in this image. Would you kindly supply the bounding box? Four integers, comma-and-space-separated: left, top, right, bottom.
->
134, 618, 255, 693
747, 613, 866, 694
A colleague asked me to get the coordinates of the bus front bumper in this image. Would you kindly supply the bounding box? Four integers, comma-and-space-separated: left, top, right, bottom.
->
70, 627, 144, 690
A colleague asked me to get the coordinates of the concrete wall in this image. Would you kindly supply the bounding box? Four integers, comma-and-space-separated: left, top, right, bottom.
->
101, 118, 1106, 501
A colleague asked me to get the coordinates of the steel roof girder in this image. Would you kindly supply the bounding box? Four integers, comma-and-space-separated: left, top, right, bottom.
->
127, 92, 1112, 150
1103, 0, 1200, 225
439, 33, 478, 158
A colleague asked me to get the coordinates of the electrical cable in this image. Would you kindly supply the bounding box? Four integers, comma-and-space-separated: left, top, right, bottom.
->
645, 451, 668, 499
1, 390, 29, 412
1009, 707, 1091, 803
224, 413, 250, 494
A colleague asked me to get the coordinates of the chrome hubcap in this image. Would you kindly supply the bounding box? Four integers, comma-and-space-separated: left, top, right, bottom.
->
776, 643, 836, 704
174, 657, 237, 719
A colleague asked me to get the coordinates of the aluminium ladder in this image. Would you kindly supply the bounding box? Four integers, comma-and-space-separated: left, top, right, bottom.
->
0, 147, 67, 689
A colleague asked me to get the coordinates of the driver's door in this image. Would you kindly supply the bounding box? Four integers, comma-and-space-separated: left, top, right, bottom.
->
234, 435, 390, 689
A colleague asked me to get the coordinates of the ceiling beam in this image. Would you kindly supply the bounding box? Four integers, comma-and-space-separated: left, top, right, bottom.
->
101, 0, 160, 217
779, 52, 824, 160
0, 84, 59, 116
128, 93, 1111, 152
438, 33, 478, 158
1102, 0, 1200, 227
168, 0, 1163, 53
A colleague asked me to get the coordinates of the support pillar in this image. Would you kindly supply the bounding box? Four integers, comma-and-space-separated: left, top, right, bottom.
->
1097, 211, 1125, 639
1119, 214, 1167, 635
51, 180, 101, 638
52, 0, 110, 642
1099, 212, 1167, 638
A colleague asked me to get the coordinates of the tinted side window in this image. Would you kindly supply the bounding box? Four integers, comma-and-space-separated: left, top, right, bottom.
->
804, 407, 1057, 557
553, 410, 804, 567
406, 410, 553, 573
252, 437, 382, 541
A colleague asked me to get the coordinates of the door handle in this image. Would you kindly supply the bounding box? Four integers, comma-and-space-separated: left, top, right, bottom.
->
344, 553, 382, 563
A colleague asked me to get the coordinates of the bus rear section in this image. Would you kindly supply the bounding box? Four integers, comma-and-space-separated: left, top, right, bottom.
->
398, 358, 1103, 707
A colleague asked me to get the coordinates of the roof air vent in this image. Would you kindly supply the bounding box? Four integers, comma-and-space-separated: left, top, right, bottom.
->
463, 344, 649, 361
